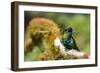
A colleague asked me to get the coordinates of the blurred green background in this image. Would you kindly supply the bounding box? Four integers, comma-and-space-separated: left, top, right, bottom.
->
24, 11, 90, 61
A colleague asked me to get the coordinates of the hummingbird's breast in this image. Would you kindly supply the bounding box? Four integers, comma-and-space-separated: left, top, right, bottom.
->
63, 38, 74, 49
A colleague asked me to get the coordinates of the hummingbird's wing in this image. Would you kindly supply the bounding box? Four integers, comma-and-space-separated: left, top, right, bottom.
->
72, 37, 80, 51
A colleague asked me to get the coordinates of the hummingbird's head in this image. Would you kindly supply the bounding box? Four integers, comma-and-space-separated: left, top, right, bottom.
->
64, 27, 73, 38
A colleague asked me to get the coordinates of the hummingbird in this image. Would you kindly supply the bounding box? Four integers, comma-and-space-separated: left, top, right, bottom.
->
62, 27, 80, 51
